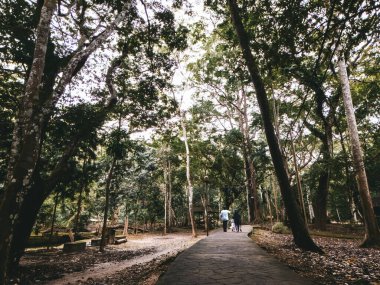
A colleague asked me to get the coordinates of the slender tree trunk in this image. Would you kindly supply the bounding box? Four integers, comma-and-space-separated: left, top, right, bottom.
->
237, 89, 260, 223
243, 155, 255, 222
290, 138, 307, 223
74, 186, 84, 236
337, 52, 380, 247
180, 112, 197, 238
134, 201, 138, 234
74, 159, 87, 236
270, 174, 280, 222
123, 200, 129, 236
266, 191, 273, 225
228, 0, 322, 252
242, 90, 261, 222
168, 160, 172, 230
48, 192, 60, 248
100, 157, 117, 252
164, 167, 168, 235
237, 91, 256, 223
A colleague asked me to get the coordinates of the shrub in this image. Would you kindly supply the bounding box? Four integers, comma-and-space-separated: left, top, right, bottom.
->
271, 222, 290, 234
27, 235, 71, 247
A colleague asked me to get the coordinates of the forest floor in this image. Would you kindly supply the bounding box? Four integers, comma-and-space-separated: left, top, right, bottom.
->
251, 224, 380, 285
17, 229, 206, 285
16, 224, 380, 285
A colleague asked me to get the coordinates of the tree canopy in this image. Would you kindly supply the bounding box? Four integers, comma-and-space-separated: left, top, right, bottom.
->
0, 0, 379, 283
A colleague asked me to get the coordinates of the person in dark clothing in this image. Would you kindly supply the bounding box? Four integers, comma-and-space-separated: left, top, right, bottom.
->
233, 210, 241, 232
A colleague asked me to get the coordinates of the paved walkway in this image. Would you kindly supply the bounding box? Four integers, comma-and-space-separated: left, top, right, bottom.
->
156, 225, 314, 285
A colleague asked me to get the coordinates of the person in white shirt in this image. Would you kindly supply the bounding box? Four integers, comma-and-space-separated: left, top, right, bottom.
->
219, 209, 230, 232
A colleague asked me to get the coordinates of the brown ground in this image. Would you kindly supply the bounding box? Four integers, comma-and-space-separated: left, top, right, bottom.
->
251, 226, 380, 285
17, 229, 206, 285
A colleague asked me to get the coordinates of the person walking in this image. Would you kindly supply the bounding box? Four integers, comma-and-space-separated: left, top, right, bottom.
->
233, 210, 242, 232
220, 209, 230, 232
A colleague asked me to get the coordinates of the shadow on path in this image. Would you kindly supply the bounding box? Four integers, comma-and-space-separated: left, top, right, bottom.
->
157, 225, 314, 285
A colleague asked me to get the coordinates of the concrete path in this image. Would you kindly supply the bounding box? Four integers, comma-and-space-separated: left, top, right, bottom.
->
157, 225, 314, 285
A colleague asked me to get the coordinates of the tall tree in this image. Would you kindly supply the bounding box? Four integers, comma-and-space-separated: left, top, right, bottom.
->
0, 0, 189, 281
337, 49, 380, 247
0, 1, 57, 282
180, 111, 197, 238
227, 0, 321, 252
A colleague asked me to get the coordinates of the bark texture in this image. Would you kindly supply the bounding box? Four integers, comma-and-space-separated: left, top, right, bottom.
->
239, 89, 259, 223
0, 2, 128, 281
228, 0, 322, 252
100, 157, 117, 252
0, 2, 57, 283
181, 112, 197, 238
337, 53, 380, 247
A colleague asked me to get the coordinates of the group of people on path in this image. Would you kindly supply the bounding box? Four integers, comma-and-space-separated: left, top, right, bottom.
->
219, 209, 242, 232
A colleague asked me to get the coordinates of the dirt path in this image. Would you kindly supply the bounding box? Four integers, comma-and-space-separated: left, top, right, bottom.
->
34, 233, 205, 285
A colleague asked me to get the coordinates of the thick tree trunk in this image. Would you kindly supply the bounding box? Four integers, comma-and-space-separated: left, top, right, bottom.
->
228, 0, 322, 252
0, 2, 56, 283
336, 120, 360, 223
6, 178, 48, 278
0, 3, 126, 281
301, 80, 333, 231
180, 113, 197, 238
337, 53, 380, 247
100, 157, 117, 251
304, 119, 331, 230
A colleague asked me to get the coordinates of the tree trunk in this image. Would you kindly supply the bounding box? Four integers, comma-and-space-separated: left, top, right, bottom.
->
74, 160, 87, 236
6, 176, 49, 278
290, 138, 307, 223
336, 120, 359, 223
243, 90, 261, 222
180, 112, 197, 238
228, 0, 322, 252
337, 52, 380, 247
168, 160, 172, 230
48, 192, 60, 248
302, 89, 332, 230
270, 174, 280, 222
238, 89, 260, 223
74, 186, 84, 236
0, 2, 56, 283
0, 3, 126, 281
100, 157, 117, 252
164, 165, 168, 235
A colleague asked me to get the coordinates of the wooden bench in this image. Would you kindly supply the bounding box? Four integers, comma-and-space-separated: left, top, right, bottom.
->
63, 241, 86, 253
91, 238, 101, 246
114, 235, 127, 244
